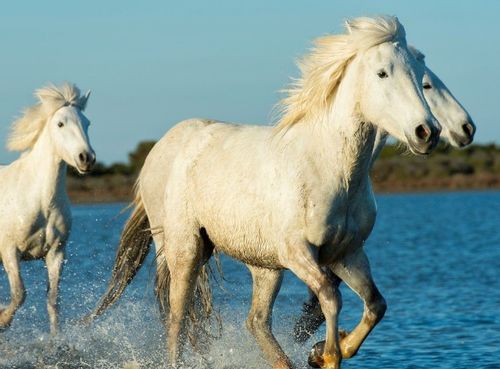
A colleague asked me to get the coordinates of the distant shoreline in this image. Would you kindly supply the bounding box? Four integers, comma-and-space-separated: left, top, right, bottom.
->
68, 176, 500, 204
66, 141, 500, 203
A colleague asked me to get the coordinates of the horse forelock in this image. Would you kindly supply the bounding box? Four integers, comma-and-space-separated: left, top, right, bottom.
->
274, 15, 407, 132
7, 83, 86, 152
35, 83, 87, 111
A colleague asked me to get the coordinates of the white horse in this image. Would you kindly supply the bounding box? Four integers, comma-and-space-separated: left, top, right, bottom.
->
292, 46, 476, 356
370, 45, 475, 162
0, 83, 94, 335
91, 16, 440, 369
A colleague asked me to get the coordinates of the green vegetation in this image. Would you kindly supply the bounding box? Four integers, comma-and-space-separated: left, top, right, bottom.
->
69, 140, 156, 177
67, 141, 156, 202
372, 142, 500, 191
67, 141, 500, 203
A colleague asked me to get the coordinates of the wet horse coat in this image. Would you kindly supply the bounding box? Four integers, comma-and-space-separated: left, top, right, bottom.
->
93, 16, 441, 369
293, 45, 476, 350
0, 84, 94, 334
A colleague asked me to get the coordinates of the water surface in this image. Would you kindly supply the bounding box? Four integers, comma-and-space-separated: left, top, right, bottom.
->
1, 191, 499, 368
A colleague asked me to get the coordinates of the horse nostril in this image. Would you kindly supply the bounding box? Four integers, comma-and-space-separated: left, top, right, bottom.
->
463, 122, 475, 138
79, 152, 91, 164
415, 124, 431, 142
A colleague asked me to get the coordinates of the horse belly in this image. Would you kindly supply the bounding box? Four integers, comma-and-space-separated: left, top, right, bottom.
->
204, 223, 283, 269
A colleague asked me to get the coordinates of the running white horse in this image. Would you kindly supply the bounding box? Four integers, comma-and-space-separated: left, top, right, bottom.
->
292, 46, 476, 358
91, 16, 440, 369
0, 83, 95, 335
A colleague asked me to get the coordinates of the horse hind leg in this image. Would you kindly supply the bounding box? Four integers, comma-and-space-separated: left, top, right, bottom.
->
154, 228, 215, 327
330, 248, 386, 359
246, 265, 292, 369
45, 247, 64, 335
0, 247, 26, 329
162, 229, 207, 368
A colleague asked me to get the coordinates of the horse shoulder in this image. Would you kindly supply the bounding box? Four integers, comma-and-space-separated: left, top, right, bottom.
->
298, 170, 348, 247
45, 204, 72, 248
353, 179, 377, 241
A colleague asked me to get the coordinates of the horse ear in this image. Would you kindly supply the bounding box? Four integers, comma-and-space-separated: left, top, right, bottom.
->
344, 20, 353, 33
80, 90, 91, 110
408, 45, 426, 63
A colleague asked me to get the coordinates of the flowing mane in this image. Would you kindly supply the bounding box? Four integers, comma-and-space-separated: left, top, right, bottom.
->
275, 16, 407, 131
7, 83, 88, 152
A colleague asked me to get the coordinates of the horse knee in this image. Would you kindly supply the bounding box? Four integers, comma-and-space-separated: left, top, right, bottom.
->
318, 284, 342, 314
366, 294, 386, 324
13, 288, 26, 306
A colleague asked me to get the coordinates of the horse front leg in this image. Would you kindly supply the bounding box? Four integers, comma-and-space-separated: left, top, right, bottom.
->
0, 247, 25, 329
283, 243, 342, 369
45, 247, 64, 335
293, 268, 341, 343
246, 265, 292, 369
331, 248, 386, 359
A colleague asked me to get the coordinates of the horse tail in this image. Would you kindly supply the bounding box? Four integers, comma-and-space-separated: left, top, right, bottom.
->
89, 182, 152, 319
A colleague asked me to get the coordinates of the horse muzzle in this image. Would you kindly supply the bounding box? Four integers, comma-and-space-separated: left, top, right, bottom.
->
75, 150, 96, 173
406, 121, 441, 155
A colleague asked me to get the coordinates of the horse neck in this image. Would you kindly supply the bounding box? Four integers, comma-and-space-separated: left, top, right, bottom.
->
23, 127, 68, 204
288, 71, 377, 194
370, 129, 389, 168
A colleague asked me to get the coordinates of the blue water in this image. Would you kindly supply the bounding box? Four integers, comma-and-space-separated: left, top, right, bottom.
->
1, 191, 499, 369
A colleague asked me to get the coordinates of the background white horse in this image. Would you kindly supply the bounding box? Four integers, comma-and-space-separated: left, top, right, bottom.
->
292, 45, 476, 354
0, 83, 94, 335
91, 16, 440, 369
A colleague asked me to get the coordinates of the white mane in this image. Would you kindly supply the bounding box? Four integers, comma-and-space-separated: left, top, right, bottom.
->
7, 83, 87, 152
275, 15, 406, 131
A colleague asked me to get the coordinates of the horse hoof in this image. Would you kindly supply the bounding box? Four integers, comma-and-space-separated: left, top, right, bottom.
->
308, 340, 325, 368
0, 311, 13, 331
308, 341, 342, 368
0, 322, 10, 331
0, 321, 11, 331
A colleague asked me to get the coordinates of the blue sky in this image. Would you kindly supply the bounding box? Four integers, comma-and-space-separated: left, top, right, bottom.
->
1, 1, 499, 164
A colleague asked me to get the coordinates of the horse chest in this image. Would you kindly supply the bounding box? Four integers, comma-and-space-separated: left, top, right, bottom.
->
307, 188, 377, 265
17, 208, 70, 259
304, 192, 350, 247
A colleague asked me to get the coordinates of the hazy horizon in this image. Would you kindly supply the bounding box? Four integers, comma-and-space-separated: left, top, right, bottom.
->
1, 1, 499, 164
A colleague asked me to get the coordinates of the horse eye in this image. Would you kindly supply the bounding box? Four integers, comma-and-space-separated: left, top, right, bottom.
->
58, 122, 64, 128
377, 70, 388, 79
423, 83, 432, 90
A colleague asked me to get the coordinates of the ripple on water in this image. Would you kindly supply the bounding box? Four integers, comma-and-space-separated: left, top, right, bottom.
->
1, 192, 500, 368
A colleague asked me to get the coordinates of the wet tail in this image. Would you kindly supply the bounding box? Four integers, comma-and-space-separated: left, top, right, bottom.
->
89, 185, 152, 319
87, 178, 221, 347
